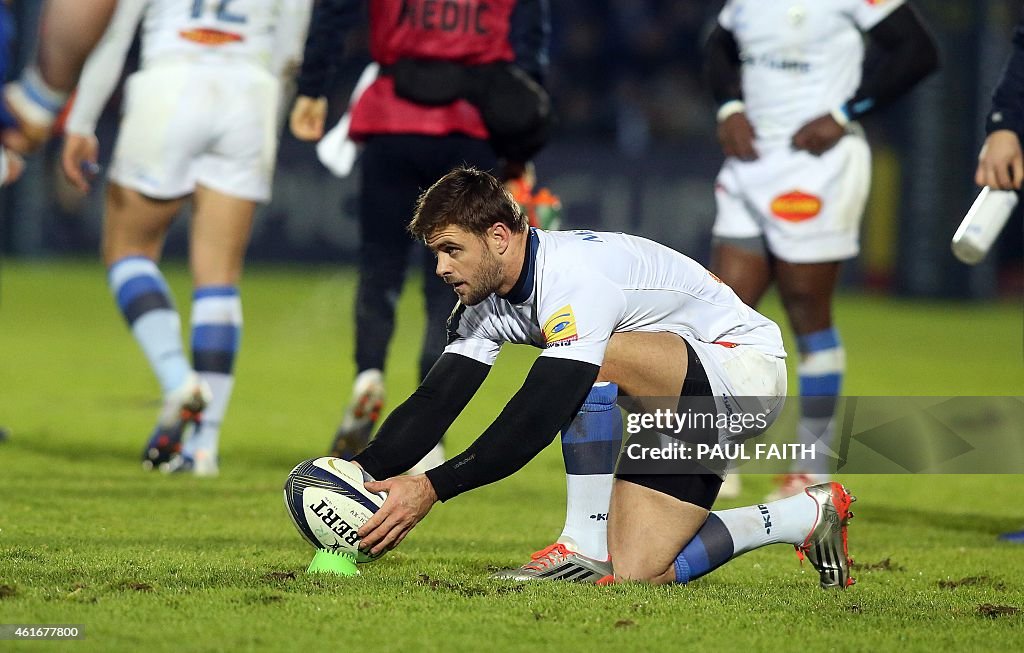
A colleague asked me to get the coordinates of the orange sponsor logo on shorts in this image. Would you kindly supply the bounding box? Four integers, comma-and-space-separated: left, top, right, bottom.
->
770, 190, 822, 222
179, 28, 245, 46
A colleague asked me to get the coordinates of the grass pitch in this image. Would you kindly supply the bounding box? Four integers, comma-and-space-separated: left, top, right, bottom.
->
1, 259, 1023, 652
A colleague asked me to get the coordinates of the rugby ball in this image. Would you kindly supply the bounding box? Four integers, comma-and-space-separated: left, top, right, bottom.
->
283, 457, 387, 563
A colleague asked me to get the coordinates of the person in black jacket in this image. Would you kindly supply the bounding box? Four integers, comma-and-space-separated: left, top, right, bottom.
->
977, 6, 1024, 191
975, 5, 1024, 543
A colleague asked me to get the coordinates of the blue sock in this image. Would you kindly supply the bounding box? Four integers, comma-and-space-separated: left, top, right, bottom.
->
558, 382, 622, 560
185, 286, 242, 457
797, 328, 844, 475
108, 256, 190, 394
674, 514, 734, 584
674, 493, 818, 583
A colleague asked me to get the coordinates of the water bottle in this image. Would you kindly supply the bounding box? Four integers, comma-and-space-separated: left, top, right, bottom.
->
951, 187, 1018, 265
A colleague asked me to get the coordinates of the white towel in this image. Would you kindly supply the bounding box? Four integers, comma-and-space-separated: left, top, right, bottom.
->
316, 63, 380, 178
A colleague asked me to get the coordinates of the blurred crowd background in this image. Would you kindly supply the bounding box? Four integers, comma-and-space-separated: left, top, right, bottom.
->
1, 0, 1021, 299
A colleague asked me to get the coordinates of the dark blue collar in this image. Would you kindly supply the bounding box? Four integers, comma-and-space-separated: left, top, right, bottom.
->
500, 228, 539, 305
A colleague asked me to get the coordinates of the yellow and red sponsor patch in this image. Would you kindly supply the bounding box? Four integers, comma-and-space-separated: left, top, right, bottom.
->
770, 190, 822, 222
179, 28, 245, 46
542, 305, 578, 347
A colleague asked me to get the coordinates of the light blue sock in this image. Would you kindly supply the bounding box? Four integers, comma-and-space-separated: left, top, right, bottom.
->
797, 328, 844, 475
558, 382, 622, 560
185, 286, 242, 457
108, 256, 190, 395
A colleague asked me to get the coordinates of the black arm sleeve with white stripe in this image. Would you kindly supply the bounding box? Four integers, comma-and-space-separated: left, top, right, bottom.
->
353, 353, 490, 480
424, 357, 599, 502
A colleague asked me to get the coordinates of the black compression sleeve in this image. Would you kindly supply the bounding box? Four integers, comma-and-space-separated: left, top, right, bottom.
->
425, 357, 600, 502
353, 353, 490, 480
296, 0, 364, 98
844, 4, 939, 120
988, 7, 1024, 135
704, 24, 743, 107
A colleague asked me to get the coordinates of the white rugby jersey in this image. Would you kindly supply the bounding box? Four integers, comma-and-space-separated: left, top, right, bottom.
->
718, 0, 904, 147
66, 0, 311, 135
445, 229, 786, 367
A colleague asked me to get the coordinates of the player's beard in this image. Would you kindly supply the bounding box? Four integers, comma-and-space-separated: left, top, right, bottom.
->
460, 248, 504, 306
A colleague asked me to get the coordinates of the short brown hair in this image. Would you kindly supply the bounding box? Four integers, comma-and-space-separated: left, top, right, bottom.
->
408, 167, 528, 240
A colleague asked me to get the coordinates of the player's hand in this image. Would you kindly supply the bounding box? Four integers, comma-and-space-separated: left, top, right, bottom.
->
357, 474, 438, 555
289, 95, 327, 141
975, 130, 1024, 190
61, 133, 100, 193
2, 149, 24, 187
791, 114, 845, 156
717, 112, 758, 161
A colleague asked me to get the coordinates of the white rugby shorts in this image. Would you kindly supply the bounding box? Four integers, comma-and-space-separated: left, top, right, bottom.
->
109, 60, 280, 202
685, 336, 788, 444
712, 133, 871, 263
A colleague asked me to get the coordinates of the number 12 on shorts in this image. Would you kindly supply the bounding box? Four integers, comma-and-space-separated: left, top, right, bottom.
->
191, 0, 247, 24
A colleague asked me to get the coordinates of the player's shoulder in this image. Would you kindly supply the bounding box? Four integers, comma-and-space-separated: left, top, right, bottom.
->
535, 228, 621, 266
533, 229, 639, 301
532, 230, 614, 285
540, 228, 678, 262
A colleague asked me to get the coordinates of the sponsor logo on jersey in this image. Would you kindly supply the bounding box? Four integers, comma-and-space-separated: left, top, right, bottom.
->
543, 305, 578, 347
179, 28, 245, 46
770, 190, 822, 222
740, 52, 811, 74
